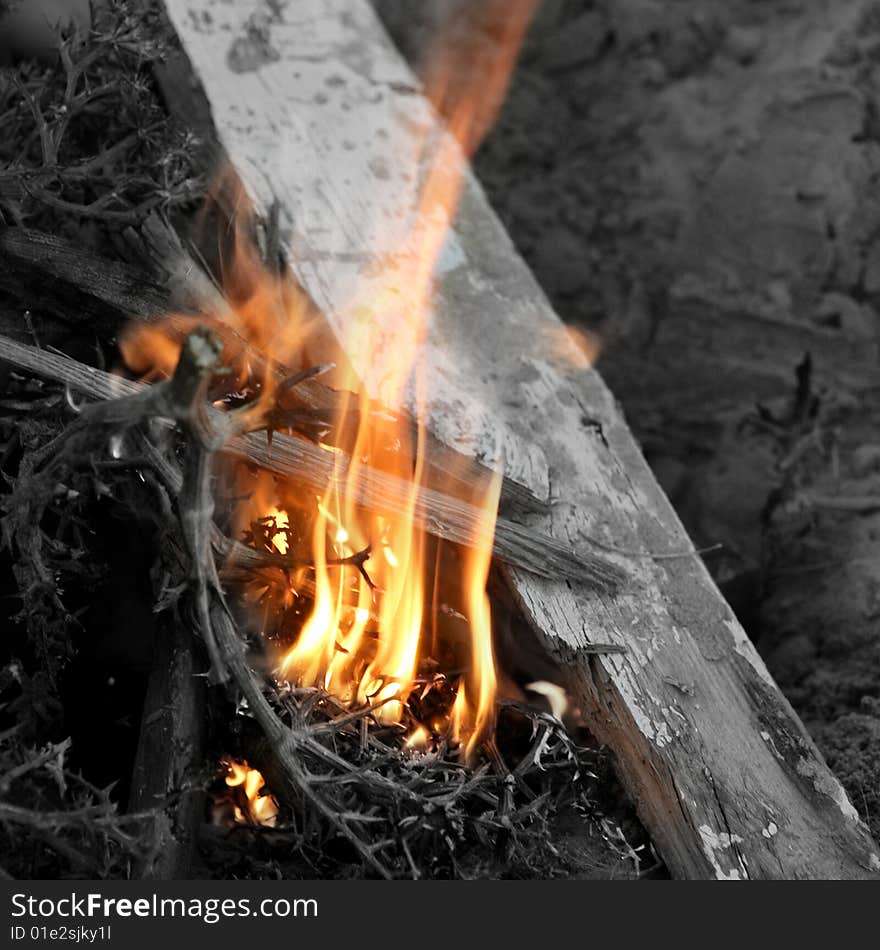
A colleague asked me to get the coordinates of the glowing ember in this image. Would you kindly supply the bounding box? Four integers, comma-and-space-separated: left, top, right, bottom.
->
405, 725, 430, 750
267, 506, 290, 555
223, 758, 279, 827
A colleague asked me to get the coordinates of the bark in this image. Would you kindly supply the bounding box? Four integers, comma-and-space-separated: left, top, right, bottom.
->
128, 620, 206, 879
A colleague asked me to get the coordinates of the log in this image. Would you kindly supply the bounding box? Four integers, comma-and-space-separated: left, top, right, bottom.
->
0, 227, 172, 328
159, 0, 880, 878
128, 619, 206, 879
0, 333, 618, 589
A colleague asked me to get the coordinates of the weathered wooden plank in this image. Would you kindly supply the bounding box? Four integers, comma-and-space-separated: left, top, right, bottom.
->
160, 0, 880, 877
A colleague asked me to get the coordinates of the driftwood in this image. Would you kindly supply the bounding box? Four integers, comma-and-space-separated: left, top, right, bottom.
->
158, 0, 880, 878
0, 333, 621, 590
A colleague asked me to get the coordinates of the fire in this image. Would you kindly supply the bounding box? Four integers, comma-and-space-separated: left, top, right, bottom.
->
223, 758, 279, 827
267, 506, 289, 555
457, 468, 501, 760
120, 1, 539, 758
276, 0, 536, 751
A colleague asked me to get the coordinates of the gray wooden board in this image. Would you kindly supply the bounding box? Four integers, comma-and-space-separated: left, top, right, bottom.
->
161, 0, 880, 877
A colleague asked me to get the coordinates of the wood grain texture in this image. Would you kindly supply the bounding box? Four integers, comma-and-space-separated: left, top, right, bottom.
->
0, 227, 172, 323
160, 0, 880, 878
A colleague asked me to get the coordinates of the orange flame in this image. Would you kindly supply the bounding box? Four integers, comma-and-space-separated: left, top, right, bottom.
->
277, 0, 537, 747
266, 506, 290, 555
223, 758, 279, 827
121, 1, 538, 758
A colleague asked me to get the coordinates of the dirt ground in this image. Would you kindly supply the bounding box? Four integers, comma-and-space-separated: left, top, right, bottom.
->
376, 0, 880, 841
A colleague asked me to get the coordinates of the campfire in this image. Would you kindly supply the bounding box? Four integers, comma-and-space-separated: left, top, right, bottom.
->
119, 175, 505, 766
0, 0, 641, 881
111, 0, 551, 764
106, 0, 614, 784
88, 2, 629, 861
3, 0, 870, 886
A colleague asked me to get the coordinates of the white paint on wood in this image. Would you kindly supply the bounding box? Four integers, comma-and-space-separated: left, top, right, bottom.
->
724, 617, 777, 688
796, 757, 860, 822
698, 825, 746, 881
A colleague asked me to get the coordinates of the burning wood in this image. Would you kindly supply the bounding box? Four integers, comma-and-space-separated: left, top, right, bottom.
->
0, 316, 635, 878
1, 0, 877, 886
0, 0, 617, 777
155, 0, 880, 880
0, 332, 624, 591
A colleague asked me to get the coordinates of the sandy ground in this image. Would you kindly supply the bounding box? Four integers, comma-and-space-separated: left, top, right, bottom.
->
376, 0, 880, 841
